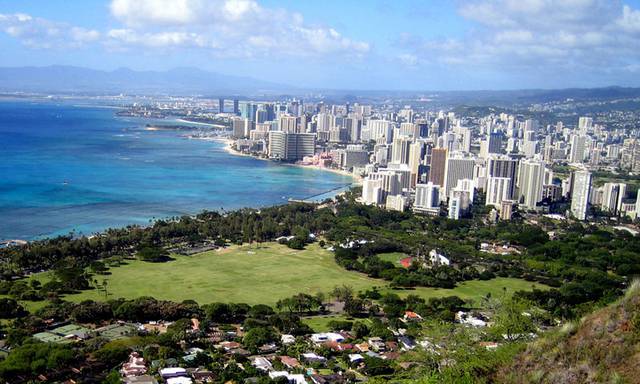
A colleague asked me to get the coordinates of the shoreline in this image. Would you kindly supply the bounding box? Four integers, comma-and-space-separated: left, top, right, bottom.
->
174, 118, 226, 129
221, 140, 363, 183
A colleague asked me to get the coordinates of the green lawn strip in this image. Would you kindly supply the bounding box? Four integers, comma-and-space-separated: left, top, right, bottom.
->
17, 243, 548, 312
57, 243, 382, 306
302, 315, 354, 332
376, 252, 409, 267
386, 277, 547, 305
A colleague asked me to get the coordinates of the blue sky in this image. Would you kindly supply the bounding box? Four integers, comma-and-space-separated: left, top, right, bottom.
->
1, 0, 640, 90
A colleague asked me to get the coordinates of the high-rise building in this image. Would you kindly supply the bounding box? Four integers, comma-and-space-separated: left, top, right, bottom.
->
346, 117, 362, 142
279, 115, 298, 133
231, 117, 248, 138
569, 135, 587, 163
362, 178, 383, 205
486, 177, 512, 208
571, 170, 592, 220
500, 200, 514, 220
524, 119, 539, 133
367, 120, 393, 143
316, 113, 335, 132
622, 139, 640, 172
414, 182, 440, 214
448, 195, 461, 220
255, 109, 268, 124
386, 194, 407, 212
408, 141, 432, 187
444, 155, 476, 197
481, 131, 503, 158
487, 156, 518, 198
460, 128, 472, 153
578, 116, 593, 134
517, 159, 546, 210
429, 148, 447, 187
218, 98, 225, 113
240, 102, 258, 122
416, 120, 430, 138
342, 145, 369, 168
362, 170, 402, 205
602, 183, 627, 214
233, 99, 239, 115
391, 136, 413, 165
268, 131, 315, 161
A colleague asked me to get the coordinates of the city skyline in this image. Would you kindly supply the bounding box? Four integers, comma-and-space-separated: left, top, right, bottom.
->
1, 0, 640, 91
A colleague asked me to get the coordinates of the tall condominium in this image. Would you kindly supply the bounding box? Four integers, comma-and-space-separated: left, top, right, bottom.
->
429, 148, 447, 187
279, 115, 298, 133
448, 196, 461, 220
316, 113, 335, 132
414, 182, 440, 214
362, 170, 402, 205
486, 177, 512, 208
367, 120, 393, 143
408, 141, 432, 187
391, 135, 413, 165
571, 170, 592, 220
517, 159, 546, 210
578, 116, 593, 133
487, 155, 518, 199
232, 117, 248, 139
569, 135, 586, 163
346, 117, 362, 142
268, 131, 315, 161
602, 183, 627, 214
444, 155, 476, 197
524, 119, 538, 133
481, 131, 503, 158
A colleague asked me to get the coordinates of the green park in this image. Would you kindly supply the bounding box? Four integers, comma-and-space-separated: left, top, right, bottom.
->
25, 242, 546, 309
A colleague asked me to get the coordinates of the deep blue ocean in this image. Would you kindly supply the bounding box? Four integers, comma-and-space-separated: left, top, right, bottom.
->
0, 100, 353, 240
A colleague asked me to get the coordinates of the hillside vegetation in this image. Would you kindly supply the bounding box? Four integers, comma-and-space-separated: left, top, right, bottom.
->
498, 281, 640, 384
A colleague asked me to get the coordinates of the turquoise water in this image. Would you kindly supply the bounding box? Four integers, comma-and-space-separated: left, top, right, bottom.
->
0, 101, 353, 240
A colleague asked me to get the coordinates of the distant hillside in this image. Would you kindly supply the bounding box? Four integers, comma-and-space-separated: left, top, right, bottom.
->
498, 282, 640, 384
0, 65, 292, 95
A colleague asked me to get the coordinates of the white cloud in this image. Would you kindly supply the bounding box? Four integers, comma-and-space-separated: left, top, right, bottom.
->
618, 5, 640, 33
397, 0, 640, 76
109, 0, 199, 26
0, 1, 369, 60
398, 53, 418, 66
106, 29, 209, 49
105, 0, 369, 57
0, 13, 100, 48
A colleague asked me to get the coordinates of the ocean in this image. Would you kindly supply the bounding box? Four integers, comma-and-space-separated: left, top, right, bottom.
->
0, 100, 353, 240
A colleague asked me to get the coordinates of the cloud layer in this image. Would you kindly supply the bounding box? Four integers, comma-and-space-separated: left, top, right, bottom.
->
0, 13, 100, 49
1, 0, 640, 89
1, 0, 369, 58
398, 0, 640, 78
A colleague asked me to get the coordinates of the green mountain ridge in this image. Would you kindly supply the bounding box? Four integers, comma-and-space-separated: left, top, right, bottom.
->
498, 281, 640, 384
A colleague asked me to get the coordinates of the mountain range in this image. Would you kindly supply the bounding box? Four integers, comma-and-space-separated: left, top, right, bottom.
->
2, 66, 640, 105
0, 65, 292, 95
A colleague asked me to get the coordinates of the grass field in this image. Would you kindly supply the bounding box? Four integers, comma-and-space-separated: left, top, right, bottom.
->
25, 242, 547, 309
302, 315, 356, 332
57, 243, 384, 305
391, 278, 547, 304
377, 252, 409, 267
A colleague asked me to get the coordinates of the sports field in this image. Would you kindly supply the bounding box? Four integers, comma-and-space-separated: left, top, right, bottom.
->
60, 243, 383, 305
35, 242, 546, 307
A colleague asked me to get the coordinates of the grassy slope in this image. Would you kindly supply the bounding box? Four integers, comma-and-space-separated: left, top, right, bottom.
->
498, 281, 640, 384
56, 243, 382, 305
25, 242, 547, 308
396, 279, 546, 305
377, 252, 409, 267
